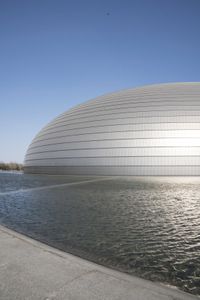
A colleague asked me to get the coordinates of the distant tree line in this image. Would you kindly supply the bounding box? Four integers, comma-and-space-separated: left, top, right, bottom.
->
0, 162, 24, 171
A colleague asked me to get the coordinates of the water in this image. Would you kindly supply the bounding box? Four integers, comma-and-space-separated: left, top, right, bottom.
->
0, 172, 200, 296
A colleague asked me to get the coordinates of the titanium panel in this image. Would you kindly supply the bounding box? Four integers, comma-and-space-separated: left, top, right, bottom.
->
24, 82, 200, 175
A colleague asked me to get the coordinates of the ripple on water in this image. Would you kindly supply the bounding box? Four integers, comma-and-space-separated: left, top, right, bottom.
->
0, 174, 200, 295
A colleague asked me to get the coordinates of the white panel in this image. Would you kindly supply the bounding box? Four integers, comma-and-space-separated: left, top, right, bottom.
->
24, 83, 200, 175
24, 165, 200, 176
32, 130, 200, 144
25, 147, 200, 159
55, 103, 200, 123
38, 115, 200, 134
35, 122, 200, 139
27, 138, 200, 152
25, 156, 200, 166
39, 110, 200, 128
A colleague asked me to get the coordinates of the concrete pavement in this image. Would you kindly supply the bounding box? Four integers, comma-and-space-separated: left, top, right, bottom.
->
0, 225, 198, 300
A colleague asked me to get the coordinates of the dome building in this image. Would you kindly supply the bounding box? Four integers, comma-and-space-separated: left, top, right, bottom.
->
24, 82, 200, 175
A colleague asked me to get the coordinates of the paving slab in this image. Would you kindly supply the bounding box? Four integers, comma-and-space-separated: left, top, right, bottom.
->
0, 225, 198, 300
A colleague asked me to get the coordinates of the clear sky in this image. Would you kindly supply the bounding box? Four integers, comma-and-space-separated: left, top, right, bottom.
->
1, 0, 200, 163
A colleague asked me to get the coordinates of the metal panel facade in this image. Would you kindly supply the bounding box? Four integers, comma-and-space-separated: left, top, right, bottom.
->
24, 82, 200, 175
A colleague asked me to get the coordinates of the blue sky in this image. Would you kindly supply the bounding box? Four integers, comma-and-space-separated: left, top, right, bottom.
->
1, 0, 200, 163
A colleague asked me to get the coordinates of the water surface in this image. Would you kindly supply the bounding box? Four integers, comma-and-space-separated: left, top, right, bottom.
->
0, 172, 200, 296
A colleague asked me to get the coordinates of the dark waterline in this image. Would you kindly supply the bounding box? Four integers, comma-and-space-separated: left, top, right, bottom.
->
0, 172, 200, 296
